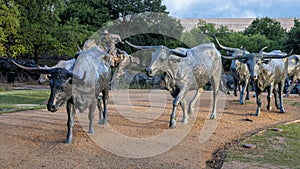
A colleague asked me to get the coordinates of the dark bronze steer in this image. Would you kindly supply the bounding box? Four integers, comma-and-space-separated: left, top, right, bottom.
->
12, 46, 110, 143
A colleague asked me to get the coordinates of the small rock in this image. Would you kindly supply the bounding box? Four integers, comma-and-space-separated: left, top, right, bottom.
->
272, 128, 283, 132
243, 118, 253, 122
242, 144, 256, 149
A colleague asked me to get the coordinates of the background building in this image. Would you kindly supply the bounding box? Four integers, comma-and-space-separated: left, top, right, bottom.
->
178, 18, 295, 32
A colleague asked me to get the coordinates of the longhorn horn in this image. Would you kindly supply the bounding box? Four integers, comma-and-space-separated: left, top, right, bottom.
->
260, 47, 293, 59
77, 46, 82, 52
214, 36, 240, 51
221, 55, 247, 60
170, 49, 187, 57
262, 53, 290, 59
125, 41, 162, 50
259, 46, 268, 54
12, 60, 54, 74
287, 48, 294, 55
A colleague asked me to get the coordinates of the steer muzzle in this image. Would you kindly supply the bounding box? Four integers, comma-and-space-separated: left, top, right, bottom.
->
250, 73, 258, 82
47, 102, 59, 112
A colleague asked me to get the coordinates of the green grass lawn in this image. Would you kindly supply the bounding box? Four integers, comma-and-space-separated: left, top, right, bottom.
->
0, 90, 50, 113
225, 122, 300, 168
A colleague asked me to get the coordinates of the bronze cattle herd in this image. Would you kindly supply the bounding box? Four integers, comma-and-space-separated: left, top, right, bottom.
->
12, 33, 300, 143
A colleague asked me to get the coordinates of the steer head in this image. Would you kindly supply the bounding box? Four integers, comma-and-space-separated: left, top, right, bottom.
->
12, 60, 85, 112
125, 41, 187, 77
214, 36, 250, 73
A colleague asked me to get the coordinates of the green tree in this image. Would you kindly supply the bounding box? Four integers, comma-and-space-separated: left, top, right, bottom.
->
244, 17, 287, 50
197, 19, 217, 34
0, 0, 25, 57
60, 0, 111, 32
16, 0, 67, 58
286, 19, 300, 54
180, 27, 210, 47
108, 0, 167, 20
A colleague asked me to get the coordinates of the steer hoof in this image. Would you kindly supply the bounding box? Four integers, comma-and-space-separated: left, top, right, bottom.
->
169, 120, 177, 128
240, 101, 245, 105
182, 118, 188, 124
88, 128, 95, 134
280, 108, 285, 113
64, 138, 72, 144
267, 106, 272, 111
210, 113, 216, 119
98, 119, 108, 126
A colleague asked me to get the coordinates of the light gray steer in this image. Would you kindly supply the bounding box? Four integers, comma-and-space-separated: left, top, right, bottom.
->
222, 47, 291, 116
72, 46, 111, 133
126, 41, 223, 128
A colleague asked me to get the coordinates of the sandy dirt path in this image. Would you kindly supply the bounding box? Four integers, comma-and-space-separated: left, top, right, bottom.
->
0, 90, 299, 169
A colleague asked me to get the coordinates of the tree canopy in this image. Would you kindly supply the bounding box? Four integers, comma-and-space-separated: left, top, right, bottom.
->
0, 0, 298, 63
285, 19, 300, 54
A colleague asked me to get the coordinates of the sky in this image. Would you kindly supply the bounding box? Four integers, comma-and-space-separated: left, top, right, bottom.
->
162, 0, 300, 18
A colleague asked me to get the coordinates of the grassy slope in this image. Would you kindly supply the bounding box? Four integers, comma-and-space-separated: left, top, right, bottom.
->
0, 90, 49, 113
225, 122, 300, 168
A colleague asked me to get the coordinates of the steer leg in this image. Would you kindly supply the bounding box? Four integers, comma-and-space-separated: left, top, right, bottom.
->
266, 85, 273, 111
233, 78, 238, 97
180, 98, 188, 124
170, 87, 189, 128
97, 95, 103, 124
283, 76, 291, 97
273, 85, 280, 109
210, 76, 220, 119
188, 88, 204, 114
245, 80, 250, 100
100, 89, 109, 125
88, 103, 96, 134
65, 99, 75, 144
278, 81, 285, 113
239, 81, 246, 104
255, 88, 262, 116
